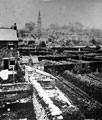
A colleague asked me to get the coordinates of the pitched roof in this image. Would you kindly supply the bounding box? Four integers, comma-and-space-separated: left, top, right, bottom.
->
0, 29, 18, 41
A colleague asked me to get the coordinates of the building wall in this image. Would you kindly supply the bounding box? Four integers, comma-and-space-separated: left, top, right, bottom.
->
0, 41, 18, 69
0, 41, 18, 49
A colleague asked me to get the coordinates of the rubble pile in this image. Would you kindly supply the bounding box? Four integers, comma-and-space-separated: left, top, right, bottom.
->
25, 66, 82, 120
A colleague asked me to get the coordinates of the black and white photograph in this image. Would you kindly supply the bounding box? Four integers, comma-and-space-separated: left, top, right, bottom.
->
0, 0, 102, 119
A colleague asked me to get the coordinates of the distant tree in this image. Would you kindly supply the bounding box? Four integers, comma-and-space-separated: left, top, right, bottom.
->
61, 25, 69, 30
39, 41, 46, 48
90, 39, 96, 45
74, 22, 84, 29
72, 40, 80, 45
28, 41, 35, 47
68, 41, 74, 46
89, 39, 101, 50
18, 29, 27, 37
24, 21, 35, 32
48, 35, 56, 42
49, 24, 59, 30
66, 40, 71, 46
18, 21, 36, 38
48, 37, 52, 42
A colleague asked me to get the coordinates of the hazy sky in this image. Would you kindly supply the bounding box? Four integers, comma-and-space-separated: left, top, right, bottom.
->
0, 0, 102, 29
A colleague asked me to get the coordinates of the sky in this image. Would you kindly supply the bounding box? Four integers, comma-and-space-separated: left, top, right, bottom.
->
0, 0, 102, 29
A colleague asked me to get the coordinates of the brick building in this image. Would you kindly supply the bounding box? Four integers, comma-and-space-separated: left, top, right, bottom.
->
0, 28, 18, 50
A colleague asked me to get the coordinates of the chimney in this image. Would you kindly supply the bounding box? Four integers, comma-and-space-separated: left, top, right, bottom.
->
14, 23, 17, 30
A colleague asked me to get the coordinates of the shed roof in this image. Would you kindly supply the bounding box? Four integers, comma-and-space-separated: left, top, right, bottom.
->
0, 29, 18, 41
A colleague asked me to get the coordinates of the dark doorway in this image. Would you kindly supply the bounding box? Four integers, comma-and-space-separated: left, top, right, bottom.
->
3, 59, 9, 69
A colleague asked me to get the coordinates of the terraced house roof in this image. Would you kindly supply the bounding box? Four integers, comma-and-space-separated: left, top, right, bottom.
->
0, 29, 18, 41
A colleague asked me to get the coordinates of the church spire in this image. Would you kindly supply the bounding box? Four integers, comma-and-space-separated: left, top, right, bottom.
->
38, 11, 41, 20
37, 11, 42, 33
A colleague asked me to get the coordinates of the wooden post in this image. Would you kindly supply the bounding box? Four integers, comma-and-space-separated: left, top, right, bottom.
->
13, 65, 15, 83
